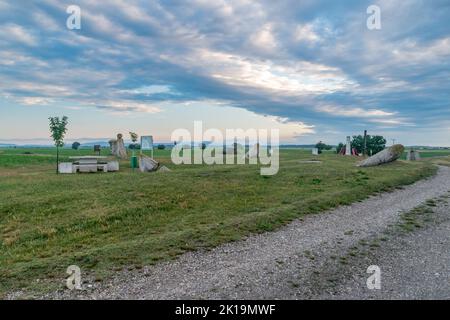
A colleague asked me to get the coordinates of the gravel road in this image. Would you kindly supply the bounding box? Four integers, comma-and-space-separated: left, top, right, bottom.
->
42, 166, 450, 300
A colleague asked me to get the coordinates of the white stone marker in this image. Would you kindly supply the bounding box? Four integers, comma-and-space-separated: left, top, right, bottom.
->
345, 136, 351, 156
58, 162, 74, 174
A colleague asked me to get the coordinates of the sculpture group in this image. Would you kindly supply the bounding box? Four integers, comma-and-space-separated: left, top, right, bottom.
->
110, 133, 170, 173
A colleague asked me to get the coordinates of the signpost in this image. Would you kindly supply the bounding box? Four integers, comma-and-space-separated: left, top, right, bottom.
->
141, 135, 154, 158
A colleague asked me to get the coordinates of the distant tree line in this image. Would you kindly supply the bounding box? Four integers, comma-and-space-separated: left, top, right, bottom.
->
315, 141, 333, 154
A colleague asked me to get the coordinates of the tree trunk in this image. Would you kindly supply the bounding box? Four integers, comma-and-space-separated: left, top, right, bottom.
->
56, 146, 59, 174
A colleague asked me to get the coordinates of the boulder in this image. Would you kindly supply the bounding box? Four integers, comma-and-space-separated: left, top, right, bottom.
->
357, 144, 404, 167
107, 161, 120, 172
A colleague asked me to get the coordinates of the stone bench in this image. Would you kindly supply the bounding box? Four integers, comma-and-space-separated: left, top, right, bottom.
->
58, 161, 119, 173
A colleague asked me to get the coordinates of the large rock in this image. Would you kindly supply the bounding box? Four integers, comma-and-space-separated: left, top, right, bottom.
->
139, 154, 159, 172
109, 133, 128, 159
357, 144, 404, 167
107, 161, 120, 172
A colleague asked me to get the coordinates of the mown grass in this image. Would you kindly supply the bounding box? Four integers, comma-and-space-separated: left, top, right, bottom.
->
0, 147, 436, 296
428, 156, 450, 167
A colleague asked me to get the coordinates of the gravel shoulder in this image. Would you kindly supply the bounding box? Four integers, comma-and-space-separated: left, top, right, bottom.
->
36, 166, 450, 299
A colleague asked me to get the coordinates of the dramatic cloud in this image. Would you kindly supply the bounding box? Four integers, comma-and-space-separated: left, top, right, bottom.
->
0, 0, 449, 144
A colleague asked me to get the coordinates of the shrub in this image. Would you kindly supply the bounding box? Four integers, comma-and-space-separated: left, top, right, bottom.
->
72, 142, 81, 150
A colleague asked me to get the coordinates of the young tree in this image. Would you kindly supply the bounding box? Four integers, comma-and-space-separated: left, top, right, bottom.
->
49, 116, 69, 174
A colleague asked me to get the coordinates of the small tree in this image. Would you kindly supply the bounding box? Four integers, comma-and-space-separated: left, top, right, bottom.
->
72, 141, 81, 150
315, 141, 332, 154
49, 116, 69, 174
157, 144, 166, 150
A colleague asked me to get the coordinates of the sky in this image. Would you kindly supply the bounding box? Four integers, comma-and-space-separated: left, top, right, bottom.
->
0, 0, 449, 146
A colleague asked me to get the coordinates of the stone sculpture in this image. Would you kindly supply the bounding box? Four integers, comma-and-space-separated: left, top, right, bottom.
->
357, 144, 404, 167
109, 133, 128, 159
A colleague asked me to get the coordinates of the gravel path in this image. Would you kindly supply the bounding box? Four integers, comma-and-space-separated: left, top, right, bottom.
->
43, 166, 450, 300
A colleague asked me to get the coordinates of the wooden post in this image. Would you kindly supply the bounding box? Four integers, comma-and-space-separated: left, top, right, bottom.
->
363, 130, 367, 156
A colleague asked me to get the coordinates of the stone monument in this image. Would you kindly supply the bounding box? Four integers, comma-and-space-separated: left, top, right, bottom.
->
357, 144, 404, 167
109, 133, 128, 159
406, 149, 420, 161
345, 136, 351, 156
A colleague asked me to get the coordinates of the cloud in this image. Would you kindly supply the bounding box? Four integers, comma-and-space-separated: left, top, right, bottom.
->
16, 96, 54, 106
0, 0, 449, 143
316, 105, 396, 118
94, 101, 162, 114
294, 23, 321, 44
0, 23, 37, 46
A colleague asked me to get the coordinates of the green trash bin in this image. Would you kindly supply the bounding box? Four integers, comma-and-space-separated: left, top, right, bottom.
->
130, 155, 138, 169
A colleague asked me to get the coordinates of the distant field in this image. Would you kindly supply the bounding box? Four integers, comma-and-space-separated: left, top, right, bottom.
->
401, 149, 450, 160
0, 147, 437, 296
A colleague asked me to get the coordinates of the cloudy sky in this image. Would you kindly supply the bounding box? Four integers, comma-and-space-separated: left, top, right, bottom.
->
0, 0, 449, 146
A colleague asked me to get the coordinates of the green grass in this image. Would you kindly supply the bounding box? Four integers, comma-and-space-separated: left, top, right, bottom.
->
0, 147, 436, 296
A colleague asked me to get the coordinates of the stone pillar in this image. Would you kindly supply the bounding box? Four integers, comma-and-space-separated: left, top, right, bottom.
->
345, 136, 351, 156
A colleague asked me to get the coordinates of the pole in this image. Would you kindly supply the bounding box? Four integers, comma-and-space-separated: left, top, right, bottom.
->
363, 130, 367, 156
56, 145, 59, 174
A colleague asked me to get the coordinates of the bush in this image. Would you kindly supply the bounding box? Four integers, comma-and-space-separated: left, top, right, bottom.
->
315, 141, 332, 154
72, 141, 80, 150
336, 143, 345, 154
129, 143, 140, 150
157, 144, 166, 150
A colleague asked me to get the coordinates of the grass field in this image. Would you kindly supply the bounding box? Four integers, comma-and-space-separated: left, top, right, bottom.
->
0, 147, 439, 296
